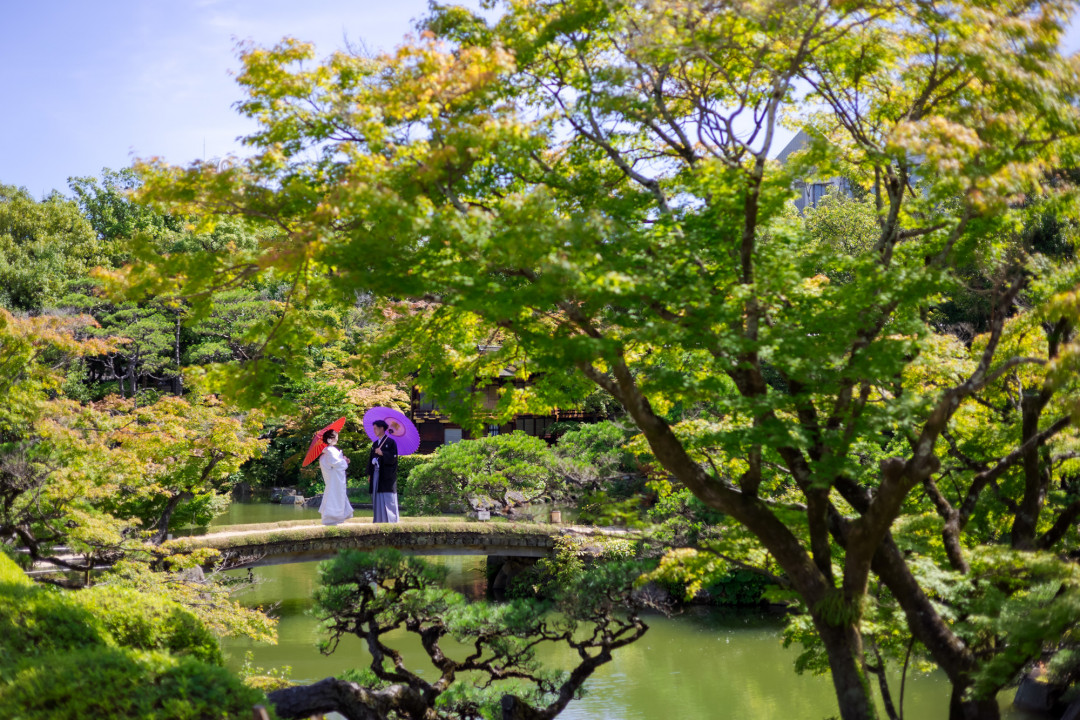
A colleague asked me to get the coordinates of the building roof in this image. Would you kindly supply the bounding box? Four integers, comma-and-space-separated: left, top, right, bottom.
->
775, 129, 811, 164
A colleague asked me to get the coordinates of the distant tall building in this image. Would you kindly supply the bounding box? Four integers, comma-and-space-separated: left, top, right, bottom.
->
776, 129, 851, 211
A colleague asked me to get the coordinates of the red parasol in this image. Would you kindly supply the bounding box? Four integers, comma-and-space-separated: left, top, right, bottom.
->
301, 417, 347, 467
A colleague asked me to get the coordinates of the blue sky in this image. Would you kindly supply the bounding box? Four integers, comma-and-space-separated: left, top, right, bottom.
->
2, 0, 472, 197
3, 1, 1079, 199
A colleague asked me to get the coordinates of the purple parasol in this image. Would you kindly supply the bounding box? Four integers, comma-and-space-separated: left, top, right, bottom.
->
362, 406, 421, 456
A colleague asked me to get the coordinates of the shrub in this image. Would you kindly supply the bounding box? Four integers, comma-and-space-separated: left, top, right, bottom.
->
239, 651, 295, 694
0, 554, 262, 718
705, 569, 771, 606
0, 577, 222, 667
396, 453, 427, 484
343, 448, 427, 497
0, 647, 264, 720
73, 586, 224, 664
400, 432, 562, 515
513, 535, 584, 598
0, 548, 31, 584
639, 547, 773, 607
0, 583, 106, 668
646, 486, 728, 545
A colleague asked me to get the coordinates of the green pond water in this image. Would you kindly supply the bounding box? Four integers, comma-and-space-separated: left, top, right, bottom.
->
214, 504, 1035, 719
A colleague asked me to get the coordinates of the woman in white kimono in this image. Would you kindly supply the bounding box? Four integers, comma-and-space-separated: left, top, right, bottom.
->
317, 429, 354, 525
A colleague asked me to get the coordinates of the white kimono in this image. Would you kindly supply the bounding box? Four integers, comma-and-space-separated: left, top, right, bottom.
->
318, 446, 354, 526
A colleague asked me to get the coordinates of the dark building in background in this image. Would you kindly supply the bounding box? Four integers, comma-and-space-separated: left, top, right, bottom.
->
409, 350, 605, 453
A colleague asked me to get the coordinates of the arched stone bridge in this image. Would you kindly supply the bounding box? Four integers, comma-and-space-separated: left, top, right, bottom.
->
166, 518, 630, 569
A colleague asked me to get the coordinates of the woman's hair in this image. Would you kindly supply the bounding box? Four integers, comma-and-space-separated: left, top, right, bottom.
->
373, 420, 389, 431
322, 428, 338, 443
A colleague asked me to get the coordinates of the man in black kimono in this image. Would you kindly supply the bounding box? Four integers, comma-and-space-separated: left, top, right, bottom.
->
368, 419, 400, 523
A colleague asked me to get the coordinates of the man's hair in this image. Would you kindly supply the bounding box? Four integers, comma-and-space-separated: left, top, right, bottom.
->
373, 420, 389, 430
322, 429, 338, 443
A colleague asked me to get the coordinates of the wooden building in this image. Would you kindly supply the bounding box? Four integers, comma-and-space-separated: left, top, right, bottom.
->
410, 384, 604, 454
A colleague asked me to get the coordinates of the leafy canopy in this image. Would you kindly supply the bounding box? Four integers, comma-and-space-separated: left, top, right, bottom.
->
127, 1, 1080, 717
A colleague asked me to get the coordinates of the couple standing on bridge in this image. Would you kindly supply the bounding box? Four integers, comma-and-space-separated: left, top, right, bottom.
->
318, 422, 400, 525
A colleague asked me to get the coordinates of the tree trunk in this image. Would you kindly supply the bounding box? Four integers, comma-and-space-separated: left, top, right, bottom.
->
584, 359, 881, 719
269, 678, 386, 720
814, 616, 880, 720
869, 534, 1003, 720
501, 695, 546, 720
1012, 389, 1050, 549
151, 491, 193, 544
268, 678, 431, 720
867, 646, 900, 720
174, 310, 183, 396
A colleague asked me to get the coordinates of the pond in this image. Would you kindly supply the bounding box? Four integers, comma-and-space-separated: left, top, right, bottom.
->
215, 503, 1036, 719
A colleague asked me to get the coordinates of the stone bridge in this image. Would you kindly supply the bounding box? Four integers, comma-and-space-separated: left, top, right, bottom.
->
166, 519, 628, 570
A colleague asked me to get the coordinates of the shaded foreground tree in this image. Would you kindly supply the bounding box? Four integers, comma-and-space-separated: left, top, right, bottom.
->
268, 549, 650, 720
129, 1, 1080, 718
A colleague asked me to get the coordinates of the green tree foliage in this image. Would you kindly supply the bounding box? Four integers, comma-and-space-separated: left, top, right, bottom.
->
68, 168, 186, 257
68, 167, 268, 258
0, 179, 282, 717
0, 308, 266, 577
802, 191, 881, 284
99, 560, 276, 644
552, 420, 636, 488
266, 549, 648, 720
233, 343, 409, 494
0, 185, 108, 311
24, 392, 267, 555
59, 280, 179, 399
63, 169, 288, 402
637, 484, 725, 545
930, 192, 1080, 339
0, 552, 266, 719
552, 421, 651, 528
129, 2, 1080, 718
0, 308, 112, 437
185, 288, 285, 366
